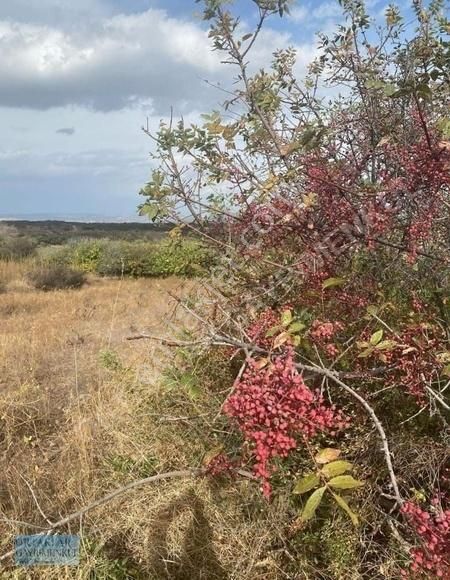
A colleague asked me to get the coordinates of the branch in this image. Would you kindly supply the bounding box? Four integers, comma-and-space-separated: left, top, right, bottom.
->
0, 469, 201, 564
294, 360, 402, 504
127, 329, 402, 504
126, 334, 207, 347
0, 467, 257, 564
425, 386, 450, 411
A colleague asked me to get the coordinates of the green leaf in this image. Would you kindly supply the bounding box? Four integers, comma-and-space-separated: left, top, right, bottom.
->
293, 473, 320, 494
242, 33, 253, 41
331, 492, 359, 526
288, 321, 306, 334
315, 448, 341, 464
265, 324, 283, 338
370, 329, 383, 346
328, 475, 364, 490
322, 277, 345, 290
321, 460, 353, 479
442, 364, 450, 378
300, 486, 326, 522
382, 83, 398, 97
366, 305, 379, 317
358, 347, 375, 358
281, 310, 293, 327
180, 372, 200, 399
375, 340, 397, 351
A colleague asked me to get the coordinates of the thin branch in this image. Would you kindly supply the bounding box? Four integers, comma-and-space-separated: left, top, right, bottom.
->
0, 469, 201, 563
425, 386, 450, 411
294, 360, 402, 503
18, 474, 54, 527
0, 467, 258, 564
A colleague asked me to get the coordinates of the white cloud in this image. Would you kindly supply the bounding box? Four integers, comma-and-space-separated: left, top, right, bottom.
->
0, 8, 223, 112
289, 6, 308, 22
0, 5, 318, 114
0, 1, 319, 216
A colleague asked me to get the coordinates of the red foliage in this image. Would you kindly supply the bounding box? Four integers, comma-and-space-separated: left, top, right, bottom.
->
309, 319, 344, 358
401, 497, 450, 578
224, 348, 349, 497
246, 307, 283, 349
359, 323, 446, 404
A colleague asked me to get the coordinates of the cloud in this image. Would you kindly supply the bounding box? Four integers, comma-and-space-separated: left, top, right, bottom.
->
0, 6, 318, 114
0, 0, 112, 29
0, 1, 320, 217
0, 9, 225, 113
289, 1, 343, 28
56, 127, 75, 135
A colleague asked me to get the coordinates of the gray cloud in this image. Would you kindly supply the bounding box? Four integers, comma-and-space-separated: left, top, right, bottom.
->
56, 127, 75, 135
0, 1, 319, 217
0, 6, 316, 114
0, 9, 225, 113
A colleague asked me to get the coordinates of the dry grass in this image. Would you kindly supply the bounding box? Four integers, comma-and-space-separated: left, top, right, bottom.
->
1, 264, 438, 578
0, 269, 293, 579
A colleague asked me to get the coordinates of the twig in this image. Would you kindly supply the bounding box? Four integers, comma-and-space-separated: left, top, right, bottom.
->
0, 467, 257, 564
18, 474, 54, 527
294, 360, 402, 504
126, 334, 207, 347
425, 386, 450, 411
0, 469, 201, 563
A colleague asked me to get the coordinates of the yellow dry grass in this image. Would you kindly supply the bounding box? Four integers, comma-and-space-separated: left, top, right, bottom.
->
0, 270, 290, 580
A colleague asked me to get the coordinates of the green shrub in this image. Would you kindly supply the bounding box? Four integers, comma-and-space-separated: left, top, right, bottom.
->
44, 238, 215, 278
26, 265, 86, 291
148, 240, 214, 277
96, 241, 154, 277
71, 239, 104, 272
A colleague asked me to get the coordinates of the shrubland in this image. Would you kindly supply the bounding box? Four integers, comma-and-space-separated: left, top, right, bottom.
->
135, 0, 450, 577
1, 1, 449, 578
45, 238, 214, 278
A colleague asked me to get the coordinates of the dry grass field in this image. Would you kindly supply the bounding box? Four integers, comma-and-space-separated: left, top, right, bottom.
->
0, 264, 288, 580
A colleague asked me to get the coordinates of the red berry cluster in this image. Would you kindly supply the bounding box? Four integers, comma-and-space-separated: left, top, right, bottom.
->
357, 323, 446, 404
309, 319, 344, 358
401, 498, 450, 578
224, 348, 349, 497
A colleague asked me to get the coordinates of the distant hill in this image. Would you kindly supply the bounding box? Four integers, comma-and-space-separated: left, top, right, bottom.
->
2, 220, 173, 245
0, 213, 149, 223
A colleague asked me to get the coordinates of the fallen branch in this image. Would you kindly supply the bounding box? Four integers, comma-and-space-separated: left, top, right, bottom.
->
0, 467, 257, 564
0, 469, 201, 564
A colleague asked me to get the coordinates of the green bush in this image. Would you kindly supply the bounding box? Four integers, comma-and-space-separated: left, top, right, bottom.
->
148, 240, 214, 277
71, 239, 104, 272
96, 241, 153, 277
47, 238, 215, 278
26, 265, 86, 291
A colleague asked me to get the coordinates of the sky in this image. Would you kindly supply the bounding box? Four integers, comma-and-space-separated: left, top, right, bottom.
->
0, 0, 394, 219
